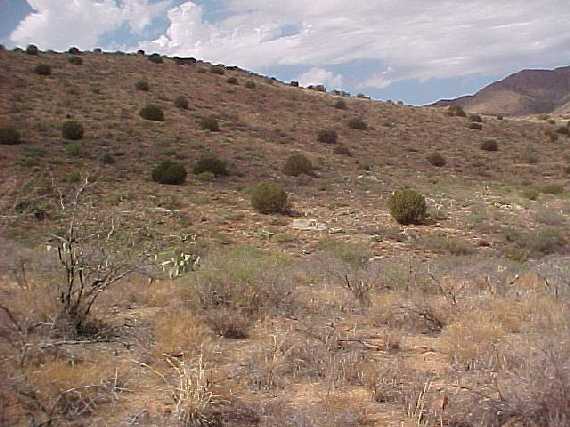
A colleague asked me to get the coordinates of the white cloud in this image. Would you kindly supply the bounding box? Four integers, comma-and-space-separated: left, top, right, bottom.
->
138, 0, 570, 87
10, 0, 171, 50
298, 67, 343, 89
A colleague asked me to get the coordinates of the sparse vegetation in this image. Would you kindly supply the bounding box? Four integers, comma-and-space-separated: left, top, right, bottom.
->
62, 120, 84, 140
245, 80, 256, 89
480, 138, 498, 151
334, 99, 348, 110
68, 56, 83, 65
152, 160, 188, 185
0, 127, 22, 145
26, 44, 39, 55
468, 122, 483, 130
200, 116, 220, 131
227, 77, 238, 85
348, 117, 368, 130
174, 96, 189, 110
210, 65, 225, 75
388, 189, 427, 225
139, 104, 165, 121
317, 129, 338, 144
427, 152, 446, 167
148, 53, 163, 64
34, 64, 51, 75
446, 105, 466, 117
283, 153, 314, 177
135, 80, 150, 91
251, 182, 288, 214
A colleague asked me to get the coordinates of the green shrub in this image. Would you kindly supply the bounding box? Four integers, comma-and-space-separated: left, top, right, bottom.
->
34, 64, 51, 76
193, 154, 228, 176
388, 189, 427, 225
64, 143, 82, 157
139, 104, 164, 121
446, 105, 466, 117
135, 80, 150, 91
468, 114, 482, 122
197, 171, 215, 182
174, 96, 189, 110
99, 152, 115, 165
427, 152, 446, 167
68, 47, 81, 55
68, 56, 83, 65
227, 77, 238, 85
210, 65, 225, 75
245, 81, 256, 89
200, 116, 220, 131
251, 182, 288, 214
62, 121, 84, 140
148, 54, 163, 64
283, 153, 314, 177
317, 129, 338, 144
152, 160, 187, 185
0, 127, 22, 145
481, 139, 498, 151
26, 44, 39, 55
334, 99, 348, 110
348, 117, 368, 130
468, 122, 482, 130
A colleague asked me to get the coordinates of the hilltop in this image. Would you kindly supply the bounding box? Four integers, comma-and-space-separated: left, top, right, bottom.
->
434, 66, 570, 117
1, 48, 569, 426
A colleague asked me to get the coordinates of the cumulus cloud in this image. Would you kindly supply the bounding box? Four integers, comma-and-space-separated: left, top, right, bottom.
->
298, 67, 343, 89
138, 0, 570, 87
10, 0, 570, 90
10, 0, 171, 50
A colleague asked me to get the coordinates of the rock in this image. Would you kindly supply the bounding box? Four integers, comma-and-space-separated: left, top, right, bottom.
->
291, 218, 327, 231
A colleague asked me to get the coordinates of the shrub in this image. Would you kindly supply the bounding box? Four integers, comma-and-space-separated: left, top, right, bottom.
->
468, 114, 482, 122
135, 80, 150, 91
68, 56, 83, 65
290, 81, 299, 87
227, 77, 238, 85
137, 49, 145, 56
26, 44, 39, 55
251, 182, 288, 214
427, 152, 446, 167
283, 153, 314, 177
64, 142, 82, 157
481, 139, 498, 151
245, 81, 256, 89
139, 104, 164, 121
210, 65, 225, 75
333, 144, 352, 156
348, 117, 368, 130
334, 99, 348, 110
192, 154, 228, 176
317, 129, 338, 144
99, 152, 115, 165
546, 129, 559, 143
68, 47, 81, 55
152, 160, 187, 185
62, 121, 84, 140
446, 105, 466, 117
468, 122, 482, 130
200, 116, 220, 131
539, 183, 564, 195
521, 188, 539, 201
555, 126, 569, 136
174, 96, 189, 110
388, 189, 427, 225
496, 114, 504, 120
148, 54, 163, 64
0, 127, 22, 145
34, 64, 51, 76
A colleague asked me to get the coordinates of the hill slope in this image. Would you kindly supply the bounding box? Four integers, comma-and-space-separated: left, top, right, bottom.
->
434, 66, 570, 116
1, 49, 570, 426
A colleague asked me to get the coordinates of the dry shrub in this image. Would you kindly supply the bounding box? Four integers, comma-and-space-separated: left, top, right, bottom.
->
153, 309, 213, 357
186, 246, 296, 320
203, 307, 251, 339
440, 310, 507, 367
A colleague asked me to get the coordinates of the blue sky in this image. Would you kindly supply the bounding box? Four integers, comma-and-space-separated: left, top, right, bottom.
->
3, 0, 570, 105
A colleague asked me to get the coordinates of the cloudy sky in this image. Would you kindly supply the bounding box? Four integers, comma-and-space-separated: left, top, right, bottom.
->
3, 0, 570, 104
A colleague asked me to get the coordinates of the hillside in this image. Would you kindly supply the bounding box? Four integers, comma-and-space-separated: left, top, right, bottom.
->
434, 66, 570, 117
1, 48, 570, 426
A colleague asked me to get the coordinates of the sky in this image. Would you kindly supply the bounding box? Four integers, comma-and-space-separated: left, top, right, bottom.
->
2, 0, 570, 105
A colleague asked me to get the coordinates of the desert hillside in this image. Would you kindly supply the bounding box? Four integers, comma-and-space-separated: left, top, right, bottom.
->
435, 66, 570, 117
1, 48, 569, 426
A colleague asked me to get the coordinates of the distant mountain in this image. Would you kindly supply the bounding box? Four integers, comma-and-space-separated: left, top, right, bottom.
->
434, 66, 570, 116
